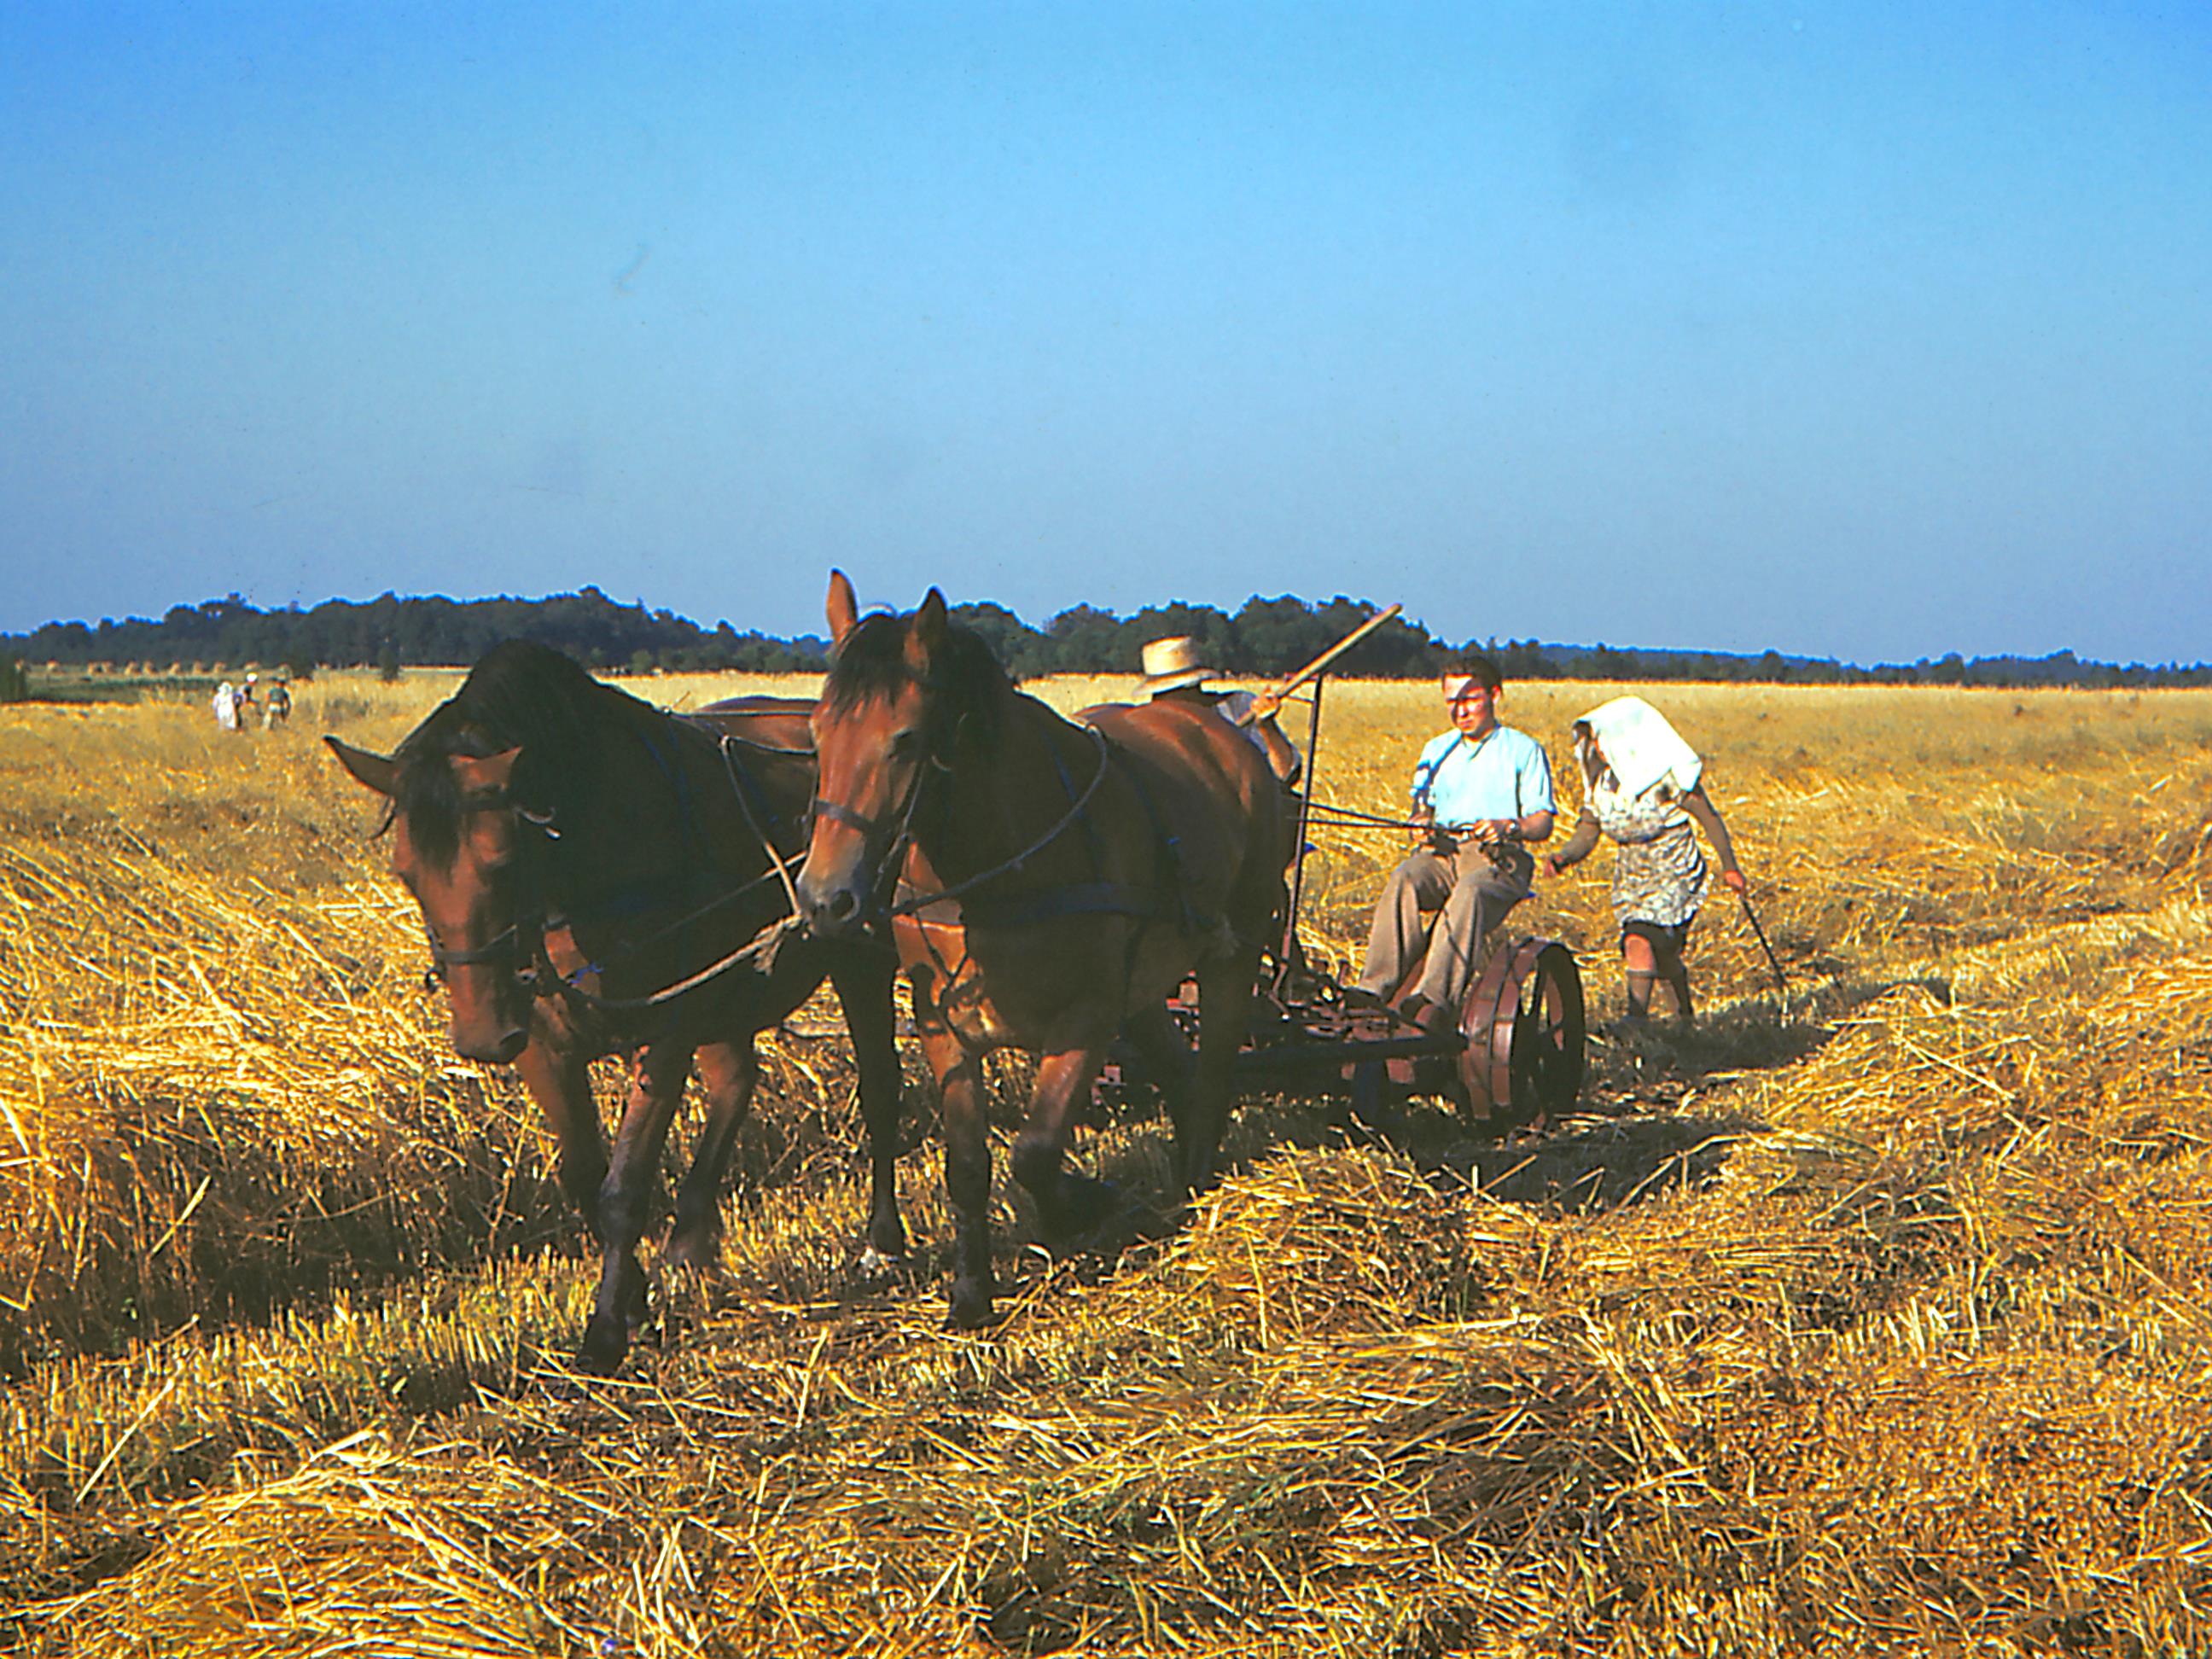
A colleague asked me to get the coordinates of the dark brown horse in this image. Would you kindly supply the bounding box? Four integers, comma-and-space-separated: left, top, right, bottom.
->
328, 641, 905, 1371
795, 573, 1289, 1327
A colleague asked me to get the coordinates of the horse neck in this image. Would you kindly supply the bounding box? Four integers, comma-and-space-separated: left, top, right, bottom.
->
914, 689, 1097, 884
553, 705, 774, 911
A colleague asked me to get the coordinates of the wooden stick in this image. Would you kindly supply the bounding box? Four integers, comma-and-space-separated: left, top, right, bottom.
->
1234, 603, 1404, 726
1738, 888, 1790, 999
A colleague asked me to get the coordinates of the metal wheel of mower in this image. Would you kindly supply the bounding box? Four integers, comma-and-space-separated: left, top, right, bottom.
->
1458, 936, 1585, 1131
1506, 940, 1585, 1127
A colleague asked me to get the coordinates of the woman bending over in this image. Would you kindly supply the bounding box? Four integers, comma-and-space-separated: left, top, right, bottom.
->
1542, 696, 1745, 1025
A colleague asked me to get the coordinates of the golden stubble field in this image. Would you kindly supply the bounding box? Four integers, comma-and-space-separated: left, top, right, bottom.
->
8, 667, 2212, 1656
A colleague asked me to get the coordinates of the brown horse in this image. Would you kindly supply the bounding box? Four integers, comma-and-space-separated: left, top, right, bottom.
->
328, 640, 905, 1371
795, 573, 1289, 1327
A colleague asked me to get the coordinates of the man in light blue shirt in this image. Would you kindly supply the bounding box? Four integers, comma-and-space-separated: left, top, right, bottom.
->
1357, 654, 1555, 1020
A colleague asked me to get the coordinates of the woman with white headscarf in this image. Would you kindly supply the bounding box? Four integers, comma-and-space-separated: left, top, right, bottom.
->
1542, 696, 1745, 1025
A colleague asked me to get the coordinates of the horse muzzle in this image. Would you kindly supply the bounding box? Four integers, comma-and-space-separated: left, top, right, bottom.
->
797, 865, 873, 940
425, 921, 539, 1063
798, 794, 904, 940
454, 1019, 532, 1066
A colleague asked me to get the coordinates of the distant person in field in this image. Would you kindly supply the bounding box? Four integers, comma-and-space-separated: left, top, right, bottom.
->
1542, 696, 1745, 1026
1137, 636, 1302, 787
263, 675, 292, 729
1356, 654, 1554, 1026
212, 680, 239, 732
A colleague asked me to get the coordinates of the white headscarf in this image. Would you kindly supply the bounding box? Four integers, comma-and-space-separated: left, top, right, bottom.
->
1575, 696, 1702, 800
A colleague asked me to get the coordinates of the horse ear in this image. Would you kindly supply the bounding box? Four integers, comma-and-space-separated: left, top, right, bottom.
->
913, 588, 949, 655
825, 569, 859, 648
325, 736, 398, 797
453, 748, 521, 796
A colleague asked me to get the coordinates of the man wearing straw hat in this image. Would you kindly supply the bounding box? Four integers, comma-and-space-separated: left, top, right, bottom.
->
1354, 653, 1554, 1027
1138, 635, 1302, 786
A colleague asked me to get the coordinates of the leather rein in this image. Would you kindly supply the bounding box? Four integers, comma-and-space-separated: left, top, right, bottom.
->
809, 719, 1169, 928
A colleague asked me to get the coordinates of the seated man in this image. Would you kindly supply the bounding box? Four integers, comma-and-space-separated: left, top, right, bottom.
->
1356, 653, 1554, 1025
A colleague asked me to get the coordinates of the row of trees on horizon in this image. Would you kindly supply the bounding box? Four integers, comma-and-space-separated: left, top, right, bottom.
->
4, 587, 2206, 690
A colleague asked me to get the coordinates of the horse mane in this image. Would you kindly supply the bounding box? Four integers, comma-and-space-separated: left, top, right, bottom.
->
824, 609, 1014, 755
392, 640, 654, 864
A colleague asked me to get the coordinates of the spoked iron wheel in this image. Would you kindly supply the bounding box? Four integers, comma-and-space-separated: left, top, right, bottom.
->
1457, 936, 1586, 1132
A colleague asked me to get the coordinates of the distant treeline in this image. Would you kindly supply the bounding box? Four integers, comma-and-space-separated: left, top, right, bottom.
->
4, 588, 2209, 690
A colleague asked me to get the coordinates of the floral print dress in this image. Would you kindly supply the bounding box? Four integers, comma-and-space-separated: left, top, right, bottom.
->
1586, 776, 1709, 928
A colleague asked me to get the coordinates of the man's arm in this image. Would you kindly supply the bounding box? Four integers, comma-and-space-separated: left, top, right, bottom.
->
1468, 807, 1554, 845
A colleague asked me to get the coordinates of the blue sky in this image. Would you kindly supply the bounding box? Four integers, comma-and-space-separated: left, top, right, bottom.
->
3, 3, 2207, 664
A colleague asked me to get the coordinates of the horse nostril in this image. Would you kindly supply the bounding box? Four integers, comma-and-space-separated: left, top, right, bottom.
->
806, 883, 862, 936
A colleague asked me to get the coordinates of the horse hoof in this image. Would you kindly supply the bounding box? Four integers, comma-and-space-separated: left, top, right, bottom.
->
576, 1314, 629, 1376
664, 1227, 719, 1273
946, 1278, 996, 1330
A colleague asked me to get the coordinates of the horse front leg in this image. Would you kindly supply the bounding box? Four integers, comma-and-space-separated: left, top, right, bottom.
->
916, 1022, 994, 1329
833, 953, 910, 1278
513, 1009, 604, 1236
1182, 948, 1261, 1196
579, 1040, 693, 1373
666, 1039, 757, 1272
1009, 1047, 1117, 1242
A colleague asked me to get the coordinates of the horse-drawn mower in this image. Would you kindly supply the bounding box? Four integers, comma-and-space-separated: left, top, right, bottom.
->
1101, 608, 1588, 1136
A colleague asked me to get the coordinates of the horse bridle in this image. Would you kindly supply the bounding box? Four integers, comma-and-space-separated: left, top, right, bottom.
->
809, 723, 1120, 924
807, 745, 939, 926
416, 794, 558, 996
424, 742, 820, 1011
422, 918, 531, 987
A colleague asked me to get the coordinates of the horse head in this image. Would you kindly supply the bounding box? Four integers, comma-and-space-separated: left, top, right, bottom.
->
799, 571, 1004, 938
328, 732, 543, 1064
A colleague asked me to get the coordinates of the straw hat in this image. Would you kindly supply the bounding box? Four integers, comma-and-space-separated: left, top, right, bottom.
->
1139, 636, 1216, 696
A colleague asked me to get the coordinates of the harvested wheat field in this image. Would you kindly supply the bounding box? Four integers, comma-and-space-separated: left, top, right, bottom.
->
8, 669, 2212, 1656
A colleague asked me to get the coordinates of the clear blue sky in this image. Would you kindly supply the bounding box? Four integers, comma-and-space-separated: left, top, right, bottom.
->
4, 3, 2208, 664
